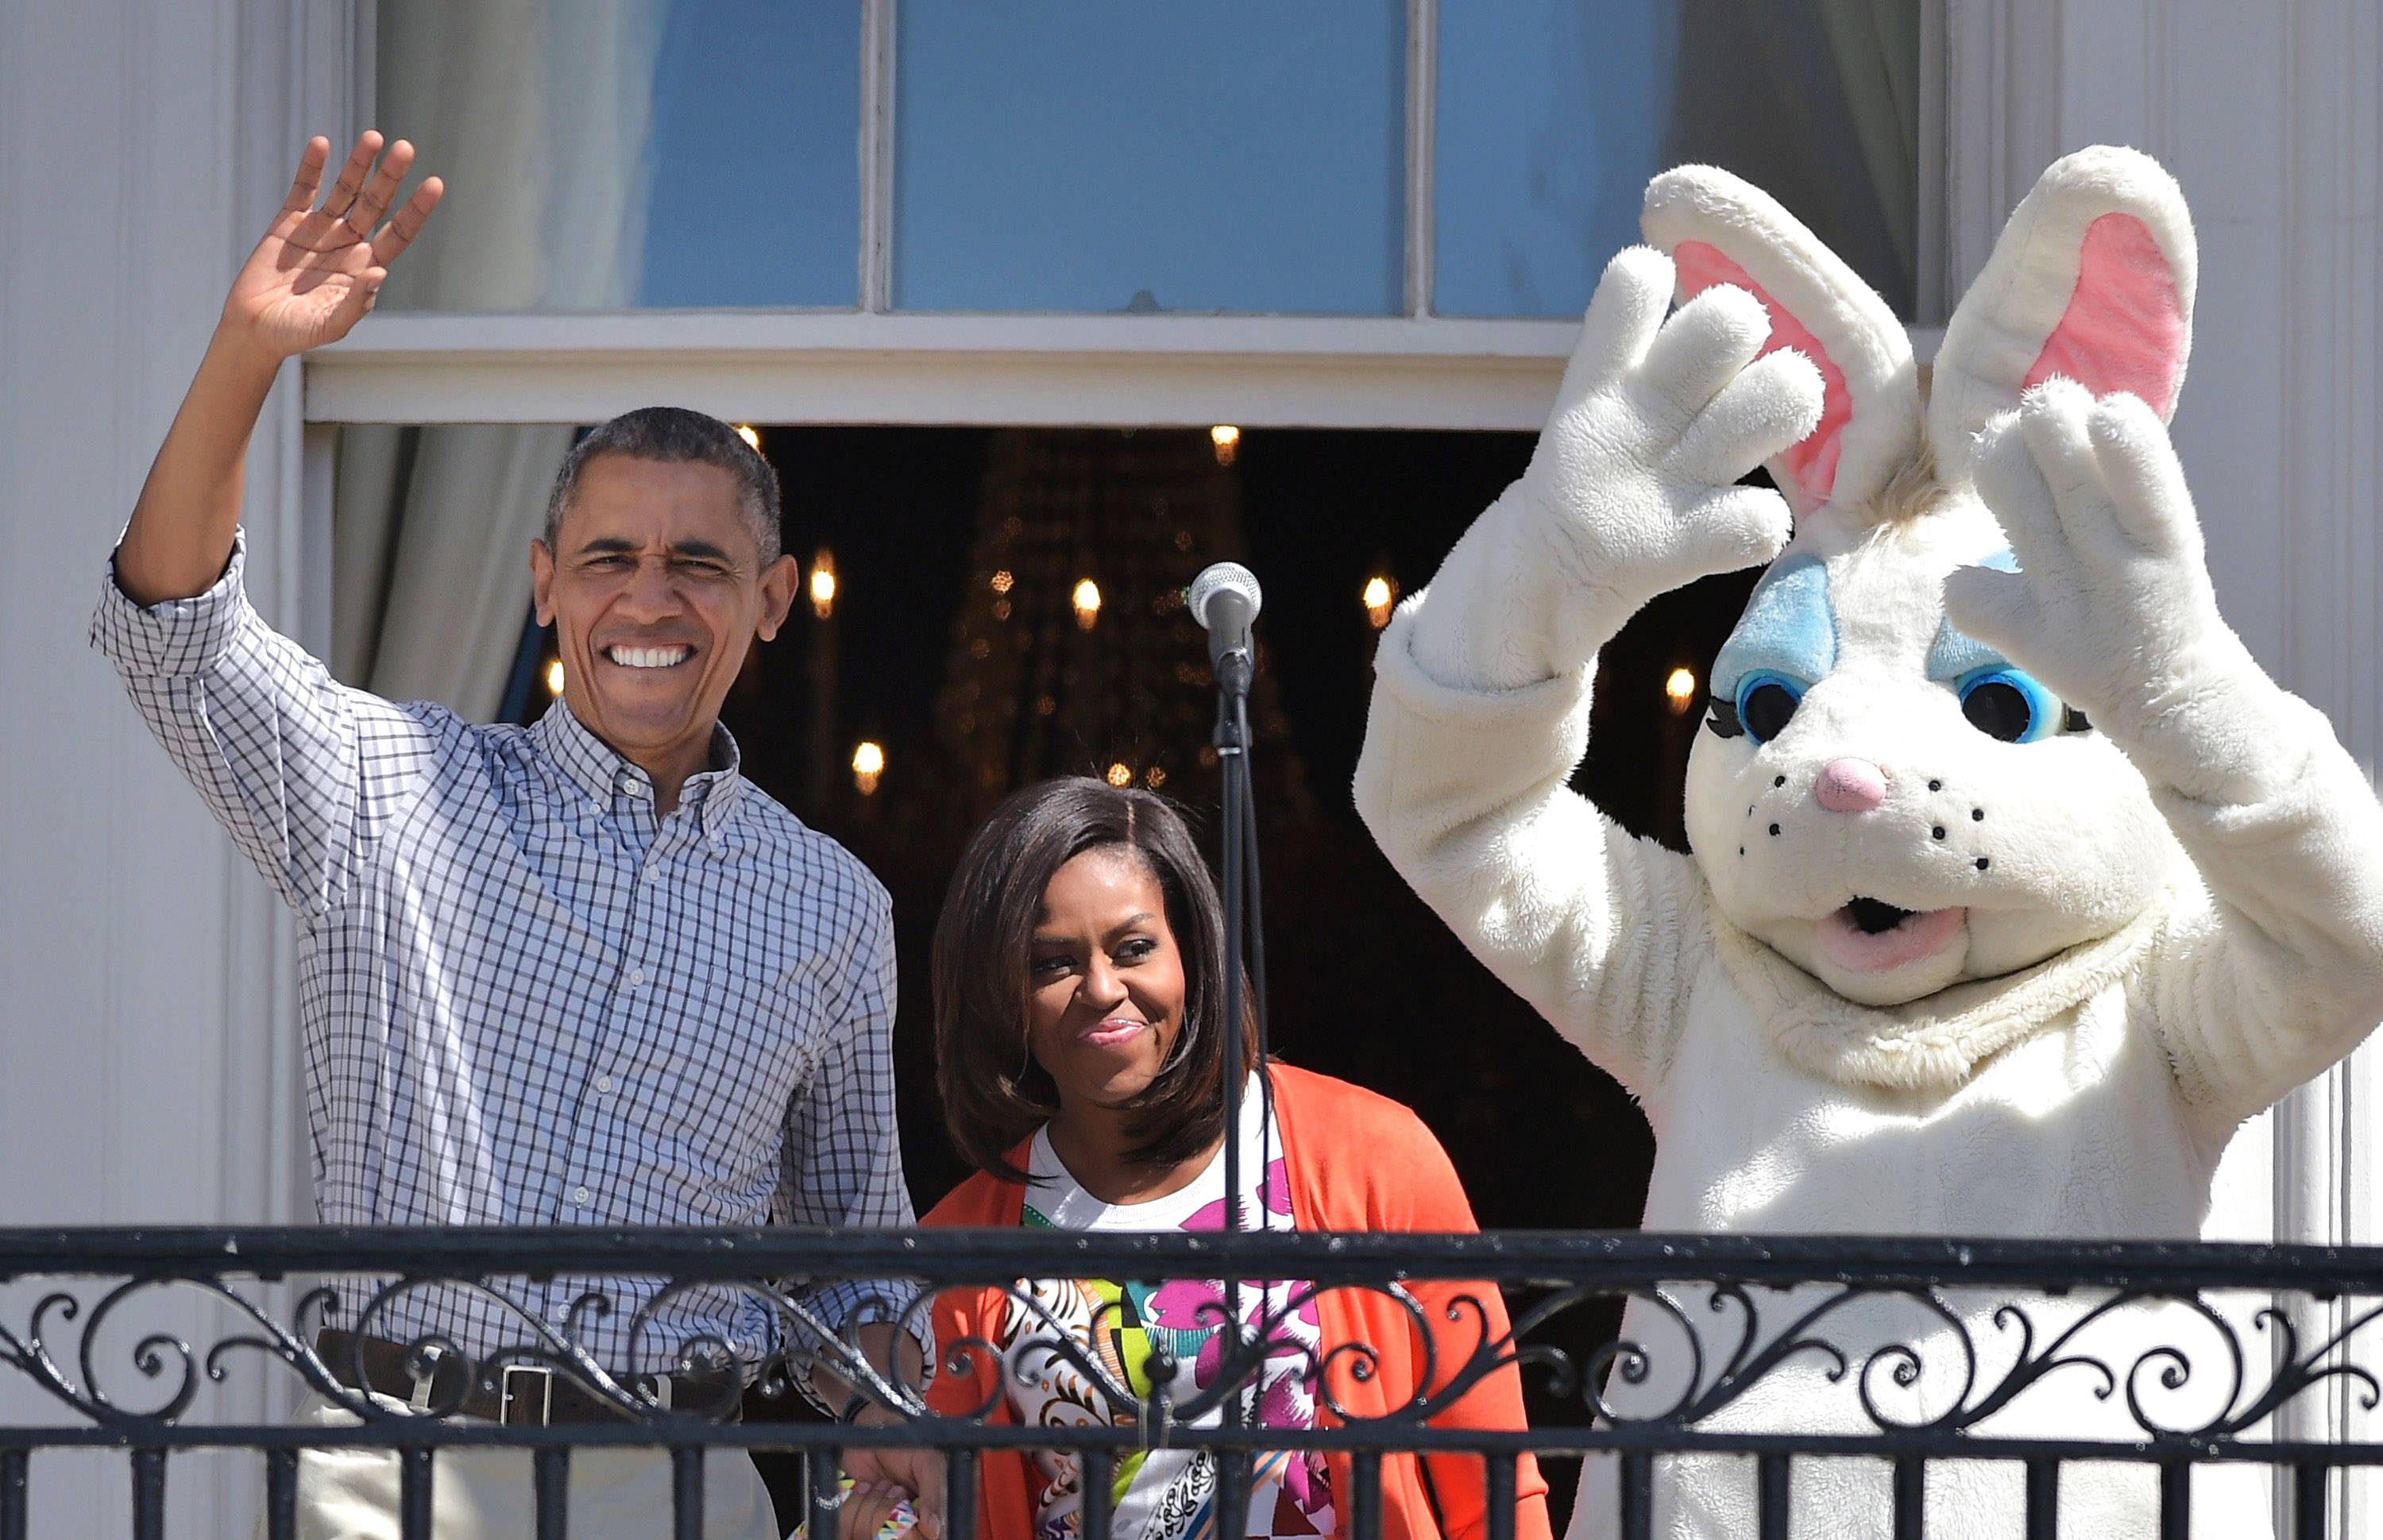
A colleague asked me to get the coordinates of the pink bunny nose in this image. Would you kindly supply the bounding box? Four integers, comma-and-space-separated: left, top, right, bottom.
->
1813, 758, 1888, 814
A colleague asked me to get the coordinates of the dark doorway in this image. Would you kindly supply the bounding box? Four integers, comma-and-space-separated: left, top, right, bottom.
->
516, 423, 1762, 1523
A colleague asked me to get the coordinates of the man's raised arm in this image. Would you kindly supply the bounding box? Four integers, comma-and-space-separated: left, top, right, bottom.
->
93, 134, 446, 917
115, 133, 439, 603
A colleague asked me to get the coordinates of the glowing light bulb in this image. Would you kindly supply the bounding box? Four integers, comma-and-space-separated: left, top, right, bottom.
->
852, 740, 885, 795
1145, 766, 1167, 789
1361, 573, 1398, 630
1106, 762, 1133, 788
809, 550, 837, 619
1665, 666, 1697, 713
990, 569, 1014, 594
1210, 424, 1241, 466
1072, 577, 1102, 631
544, 658, 566, 697
733, 424, 763, 451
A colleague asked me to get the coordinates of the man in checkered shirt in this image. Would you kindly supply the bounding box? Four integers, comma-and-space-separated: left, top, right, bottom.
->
92, 133, 919, 1539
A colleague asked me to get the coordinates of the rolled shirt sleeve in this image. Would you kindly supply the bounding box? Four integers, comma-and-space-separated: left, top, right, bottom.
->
89, 531, 437, 918
89, 536, 257, 677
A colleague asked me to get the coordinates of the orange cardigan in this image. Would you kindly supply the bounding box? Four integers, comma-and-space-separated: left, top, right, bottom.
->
921, 1063, 1553, 1540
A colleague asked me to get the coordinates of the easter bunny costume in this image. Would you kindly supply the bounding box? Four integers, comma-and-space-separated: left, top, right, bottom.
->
1354, 148, 2383, 1538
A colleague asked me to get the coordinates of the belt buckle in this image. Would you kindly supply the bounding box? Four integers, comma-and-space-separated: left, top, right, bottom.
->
405, 1344, 447, 1411
500, 1364, 555, 1426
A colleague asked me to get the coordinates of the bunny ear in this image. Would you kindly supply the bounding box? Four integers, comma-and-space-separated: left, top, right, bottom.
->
1929, 145, 2196, 484
1642, 164, 1921, 518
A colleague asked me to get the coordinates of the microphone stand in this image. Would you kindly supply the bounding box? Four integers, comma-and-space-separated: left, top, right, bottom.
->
1216, 649, 1251, 1244
1211, 645, 1265, 1476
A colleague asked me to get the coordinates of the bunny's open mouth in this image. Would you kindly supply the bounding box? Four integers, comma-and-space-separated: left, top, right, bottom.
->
1815, 898, 1967, 974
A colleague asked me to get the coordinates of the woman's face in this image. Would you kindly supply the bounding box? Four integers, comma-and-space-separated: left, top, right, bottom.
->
1027, 846, 1188, 1111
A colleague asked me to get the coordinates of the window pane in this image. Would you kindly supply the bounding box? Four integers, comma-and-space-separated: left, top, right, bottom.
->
639, 0, 860, 307
894, 1, 1406, 315
1435, 0, 1918, 318
377, 0, 859, 311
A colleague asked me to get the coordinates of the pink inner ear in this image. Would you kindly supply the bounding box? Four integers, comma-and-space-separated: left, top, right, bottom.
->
1674, 239, 1851, 508
2022, 213, 2186, 417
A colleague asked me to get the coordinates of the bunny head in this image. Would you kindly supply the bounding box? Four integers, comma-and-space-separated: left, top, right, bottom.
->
1662, 148, 2199, 1007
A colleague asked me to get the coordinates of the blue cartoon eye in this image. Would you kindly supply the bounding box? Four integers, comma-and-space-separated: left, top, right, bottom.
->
1733, 670, 1806, 745
1956, 666, 2063, 743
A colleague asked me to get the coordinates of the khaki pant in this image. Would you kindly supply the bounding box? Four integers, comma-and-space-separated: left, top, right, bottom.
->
284, 1391, 781, 1539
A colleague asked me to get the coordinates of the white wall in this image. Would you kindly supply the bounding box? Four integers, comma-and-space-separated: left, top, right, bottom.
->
0, 0, 339, 1532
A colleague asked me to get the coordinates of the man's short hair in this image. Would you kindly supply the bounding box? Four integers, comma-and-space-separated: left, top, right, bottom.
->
543, 407, 783, 565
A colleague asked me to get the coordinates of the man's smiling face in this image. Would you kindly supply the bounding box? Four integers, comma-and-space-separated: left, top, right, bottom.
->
530, 453, 795, 784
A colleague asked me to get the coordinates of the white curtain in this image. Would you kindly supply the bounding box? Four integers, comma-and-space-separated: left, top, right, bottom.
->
1811, 0, 1920, 299
334, 0, 668, 720
1678, 0, 1921, 318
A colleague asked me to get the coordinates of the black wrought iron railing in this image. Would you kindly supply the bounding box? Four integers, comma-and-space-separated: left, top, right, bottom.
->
4, 1227, 2381, 1538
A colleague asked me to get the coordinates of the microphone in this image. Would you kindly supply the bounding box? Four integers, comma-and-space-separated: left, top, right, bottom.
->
1188, 562, 1262, 676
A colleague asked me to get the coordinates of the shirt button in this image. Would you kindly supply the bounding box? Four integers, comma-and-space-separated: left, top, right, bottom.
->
627, 967, 646, 989
594, 1075, 616, 1094
571, 1186, 593, 1206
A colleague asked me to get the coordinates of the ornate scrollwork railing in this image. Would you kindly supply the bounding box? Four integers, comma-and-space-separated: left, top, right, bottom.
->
3, 1228, 2382, 1538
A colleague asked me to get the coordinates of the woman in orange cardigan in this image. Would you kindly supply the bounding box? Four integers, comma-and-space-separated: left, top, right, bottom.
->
841, 778, 1550, 1540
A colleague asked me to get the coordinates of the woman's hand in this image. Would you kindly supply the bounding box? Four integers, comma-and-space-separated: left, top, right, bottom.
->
839, 1419, 946, 1540
221, 132, 442, 363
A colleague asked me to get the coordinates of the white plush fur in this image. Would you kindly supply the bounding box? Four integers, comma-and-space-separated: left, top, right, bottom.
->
1354, 149, 2383, 1538
1929, 145, 2197, 482
1642, 164, 1918, 514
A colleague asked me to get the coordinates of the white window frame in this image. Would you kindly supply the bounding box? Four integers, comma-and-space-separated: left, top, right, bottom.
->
305, 0, 1946, 432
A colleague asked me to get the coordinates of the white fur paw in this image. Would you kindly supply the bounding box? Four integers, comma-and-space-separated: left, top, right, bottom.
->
1519, 249, 1821, 607
1962, 379, 2225, 728
1667, 348, 1825, 488
1941, 560, 2041, 656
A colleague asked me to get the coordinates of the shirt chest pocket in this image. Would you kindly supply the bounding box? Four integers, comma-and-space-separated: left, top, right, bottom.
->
616, 957, 832, 1168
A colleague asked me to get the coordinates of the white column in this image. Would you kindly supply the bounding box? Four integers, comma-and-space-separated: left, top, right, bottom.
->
0, 0, 345, 1533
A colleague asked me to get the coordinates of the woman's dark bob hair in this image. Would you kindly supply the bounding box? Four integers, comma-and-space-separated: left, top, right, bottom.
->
933, 776, 1254, 1182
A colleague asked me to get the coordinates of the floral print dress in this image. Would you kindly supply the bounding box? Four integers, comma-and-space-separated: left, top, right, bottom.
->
998, 1084, 1335, 1540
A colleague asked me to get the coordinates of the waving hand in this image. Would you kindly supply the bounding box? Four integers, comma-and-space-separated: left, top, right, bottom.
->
224, 133, 443, 360
114, 132, 442, 604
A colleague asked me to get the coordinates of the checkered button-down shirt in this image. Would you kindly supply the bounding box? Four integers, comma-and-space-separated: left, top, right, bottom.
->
92, 535, 915, 1381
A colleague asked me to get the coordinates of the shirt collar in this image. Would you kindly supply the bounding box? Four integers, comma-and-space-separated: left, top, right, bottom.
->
535, 701, 622, 808
532, 704, 747, 836
684, 726, 749, 838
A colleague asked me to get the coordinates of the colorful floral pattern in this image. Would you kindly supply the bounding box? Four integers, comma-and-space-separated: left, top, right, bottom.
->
1001, 1094, 1334, 1540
